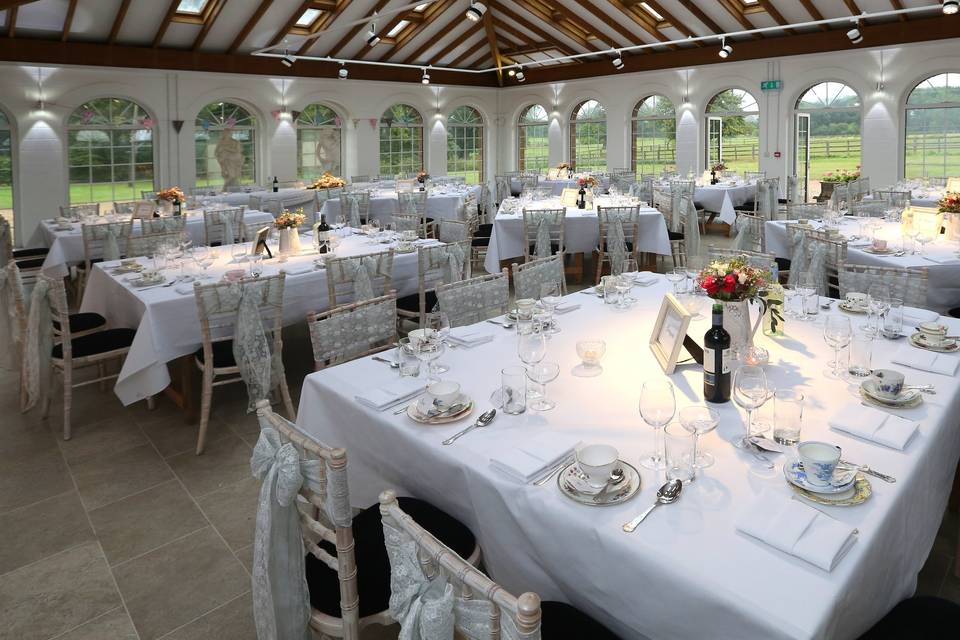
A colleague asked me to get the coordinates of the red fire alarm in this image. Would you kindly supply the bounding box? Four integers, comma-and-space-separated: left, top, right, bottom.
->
774, 151, 782, 158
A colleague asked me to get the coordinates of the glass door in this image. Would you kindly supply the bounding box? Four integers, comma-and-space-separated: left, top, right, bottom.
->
707, 116, 723, 172
795, 113, 810, 202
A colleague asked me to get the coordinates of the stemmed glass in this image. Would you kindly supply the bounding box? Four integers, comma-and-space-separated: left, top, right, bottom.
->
732, 365, 769, 449
538, 282, 562, 334
414, 338, 446, 383
639, 380, 676, 470
426, 311, 451, 374
679, 405, 720, 472
823, 315, 853, 378
864, 284, 889, 336
517, 331, 547, 368
193, 245, 213, 277
665, 268, 686, 295
526, 361, 560, 411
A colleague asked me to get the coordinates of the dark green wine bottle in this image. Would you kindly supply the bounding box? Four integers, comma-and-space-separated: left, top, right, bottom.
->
704, 303, 731, 403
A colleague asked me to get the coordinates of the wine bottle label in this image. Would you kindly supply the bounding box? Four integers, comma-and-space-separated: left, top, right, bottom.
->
703, 347, 730, 374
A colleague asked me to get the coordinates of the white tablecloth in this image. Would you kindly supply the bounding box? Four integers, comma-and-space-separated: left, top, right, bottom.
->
484, 198, 671, 273
210, 188, 308, 207
511, 177, 611, 197
694, 183, 757, 224
319, 186, 481, 225
79, 231, 427, 405
29, 210, 276, 278
765, 218, 960, 312
296, 275, 960, 639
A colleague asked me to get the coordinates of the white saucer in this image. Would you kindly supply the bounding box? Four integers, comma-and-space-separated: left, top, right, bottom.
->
860, 380, 922, 406
784, 460, 857, 495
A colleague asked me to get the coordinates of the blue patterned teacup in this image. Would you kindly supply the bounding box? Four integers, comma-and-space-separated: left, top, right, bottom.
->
797, 441, 841, 487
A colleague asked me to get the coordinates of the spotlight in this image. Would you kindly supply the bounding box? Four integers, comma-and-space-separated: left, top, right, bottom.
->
847, 27, 863, 44
612, 52, 624, 70
465, 2, 487, 22
944, 0, 959, 14
508, 69, 516, 77
280, 52, 295, 68
338, 64, 348, 79
421, 69, 430, 85
366, 25, 381, 47
515, 68, 525, 83
718, 37, 732, 59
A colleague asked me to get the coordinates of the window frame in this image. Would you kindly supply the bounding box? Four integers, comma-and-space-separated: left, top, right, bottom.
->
569, 99, 607, 173
904, 72, 960, 179
296, 103, 343, 180
378, 104, 424, 178
446, 106, 484, 184
704, 88, 760, 172
194, 100, 258, 188
630, 95, 676, 176
518, 104, 550, 173
0, 107, 14, 237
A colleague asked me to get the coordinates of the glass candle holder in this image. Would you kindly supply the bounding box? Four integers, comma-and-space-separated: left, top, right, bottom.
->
573, 340, 606, 377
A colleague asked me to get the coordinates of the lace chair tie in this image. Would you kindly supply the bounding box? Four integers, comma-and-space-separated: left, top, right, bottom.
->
250, 428, 319, 640
757, 182, 771, 218
533, 217, 552, 258
496, 177, 511, 203
344, 196, 362, 227
0, 268, 20, 371
767, 182, 779, 216
684, 198, 701, 258
787, 230, 807, 286
231, 283, 282, 411
606, 218, 628, 276
211, 210, 239, 245
807, 242, 829, 297
21, 280, 52, 412
442, 244, 466, 284
101, 226, 122, 261
352, 256, 378, 302
669, 191, 684, 232
732, 216, 755, 251
787, 176, 799, 204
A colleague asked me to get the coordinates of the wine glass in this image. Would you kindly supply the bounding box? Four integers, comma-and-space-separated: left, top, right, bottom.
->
414, 338, 445, 384
427, 311, 451, 374
678, 405, 720, 471
517, 331, 547, 368
823, 315, 853, 378
732, 365, 768, 449
639, 380, 676, 470
193, 245, 213, 277
864, 284, 889, 336
526, 361, 560, 411
538, 282, 562, 334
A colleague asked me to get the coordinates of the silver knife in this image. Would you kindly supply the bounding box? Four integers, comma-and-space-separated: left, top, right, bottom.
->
839, 459, 896, 483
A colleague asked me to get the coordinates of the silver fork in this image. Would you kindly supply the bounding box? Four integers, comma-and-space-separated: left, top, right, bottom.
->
532, 456, 575, 486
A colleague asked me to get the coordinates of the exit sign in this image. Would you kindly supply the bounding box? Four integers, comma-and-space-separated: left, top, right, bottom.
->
761, 80, 783, 91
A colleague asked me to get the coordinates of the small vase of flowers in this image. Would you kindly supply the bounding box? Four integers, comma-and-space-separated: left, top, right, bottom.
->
710, 163, 726, 185
309, 172, 346, 189
275, 208, 306, 256
416, 171, 430, 191
698, 256, 771, 359
156, 187, 185, 216
576, 175, 599, 209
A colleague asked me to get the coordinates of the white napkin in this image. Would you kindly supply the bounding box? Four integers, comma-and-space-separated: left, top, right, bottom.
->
355, 378, 424, 411
280, 263, 313, 275
828, 403, 919, 450
636, 271, 658, 286
489, 434, 581, 483
555, 303, 580, 314
921, 255, 960, 265
174, 284, 194, 295
447, 327, 493, 348
901, 306, 940, 327
737, 493, 857, 572
891, 345, 959, 376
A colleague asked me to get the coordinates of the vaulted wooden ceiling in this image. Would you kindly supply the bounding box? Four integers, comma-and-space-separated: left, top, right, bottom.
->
0, 0, 956, 86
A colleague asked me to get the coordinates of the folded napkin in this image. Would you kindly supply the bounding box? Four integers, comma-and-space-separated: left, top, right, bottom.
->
355, 378, 424, 411
489, 435, 581, 483
921, 255, 960, 266
891, 345, 959, 376
901, 306, 939, 327
174, 284, 195, 295
636, 271, 659, 286
737, 493, 857, 572
828, 402, 919, 450
280, 263, 313, 275
554, 302, 580, 314
447, 327, 493, 348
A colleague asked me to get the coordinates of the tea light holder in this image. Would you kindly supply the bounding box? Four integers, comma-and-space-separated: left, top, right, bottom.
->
573, 339, 606, 377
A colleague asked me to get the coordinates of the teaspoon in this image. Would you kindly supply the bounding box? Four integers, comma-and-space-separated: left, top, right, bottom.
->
442, 409, 496, 445
622, 479, 682, 532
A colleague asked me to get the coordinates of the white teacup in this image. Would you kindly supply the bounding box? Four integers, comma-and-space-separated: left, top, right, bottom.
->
918, 322, 948, 347
845, 292, 868, 307
426, 381, 460, 409
797, 441, 841, 487
576, 444, 619, 488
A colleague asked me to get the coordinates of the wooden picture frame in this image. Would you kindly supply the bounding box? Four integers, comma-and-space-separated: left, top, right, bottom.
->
559, 188, 579, 208
251, 226, 272, 259
649, 293, 693, 374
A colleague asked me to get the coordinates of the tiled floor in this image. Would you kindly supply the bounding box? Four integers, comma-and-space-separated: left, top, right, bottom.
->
1, 241, 959, 639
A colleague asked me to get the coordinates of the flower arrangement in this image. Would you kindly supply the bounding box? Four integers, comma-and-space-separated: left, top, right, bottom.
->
309, 172, 346, 189
416, 171, 430, 184
821, 166, 861, 183
577, 175, 600, 189
711, 162, 727, 173
156, 187, 185, 202
938, 192, 960, 214
275, 208, 306, 230
697, 256, 771, 302
556, 162, 570, 170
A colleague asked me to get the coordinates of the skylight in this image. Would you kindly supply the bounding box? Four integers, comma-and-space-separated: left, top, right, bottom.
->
296, 8, 322, 27
742, 0, 759, 4
176, 0, 208, 14
414, 3, 431, 11
639, 2, 663, 21
387, 20, 409, 38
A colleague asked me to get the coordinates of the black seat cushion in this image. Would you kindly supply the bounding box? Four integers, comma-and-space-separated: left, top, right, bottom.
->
476, 223, 493, 237
859, 596, 960, 639
775, 257, 791, 273
13, 247, 49, 258
14, 257, 46, 270
305, 496, 476, 619
527, 242, 561, 255
76, 257, 104, 270
53, 312, 107, 334
52, 328, 135, 359
472, 236, 491, 248
541, 601, 622, 639
194, 340, 237, 368
667, 230, 684, 241
948, 307, 960, 319
397, 291, 438, 314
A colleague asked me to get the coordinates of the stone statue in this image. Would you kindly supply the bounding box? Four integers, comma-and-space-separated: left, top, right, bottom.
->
215, 131, 244, 187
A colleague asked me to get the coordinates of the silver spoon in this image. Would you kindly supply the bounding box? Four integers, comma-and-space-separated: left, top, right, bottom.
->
371, 356, 400, 369
622, 479, 682, 532
486, 319, 515, 329
592, 468, 626, 503
442, 409, 496, 445
744, 442, 774, 469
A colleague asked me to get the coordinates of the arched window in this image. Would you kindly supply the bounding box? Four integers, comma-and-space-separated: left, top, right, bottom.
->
570, 100, 606, 173
905, 73, 960, 179
447, 106, 483, 184
795, 82, 861, 201
705, 89, 759, 174
297, 104, 342, 180
195, 101, 256, 188
518, 105, 549, 173
0, 110, 12, 231
631, 95, 676, 176
68, 98, 154, 204
379, 104, 423, 177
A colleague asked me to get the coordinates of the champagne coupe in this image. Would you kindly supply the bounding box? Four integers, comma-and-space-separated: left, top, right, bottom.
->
414, 338, 445, 384
732, 365, 769, 448
678, 405, 721, 471
823, 315, 853, 378
665, 268, 686, 295
639, 380, 676, 470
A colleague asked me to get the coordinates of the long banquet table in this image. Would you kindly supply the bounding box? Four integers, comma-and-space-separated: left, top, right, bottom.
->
319, 185, 481, 225
80, 231, 429, 405
484, 197, 671, 273
296, 275, 960, 639
765, 217, 960, 312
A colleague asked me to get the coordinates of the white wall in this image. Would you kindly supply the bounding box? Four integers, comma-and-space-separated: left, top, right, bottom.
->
2, 37, 960, 245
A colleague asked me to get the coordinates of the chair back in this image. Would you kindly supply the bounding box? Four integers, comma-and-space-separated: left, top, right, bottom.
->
61, 203, 100, 219
379, 490, 541, 639
340, 192, 371, 227
307, 293, 398, 370
838, 263, 928, 308
495, 175, 511, 203
141, 216, 187, 235
873, 190, 911, 209
81, 219, 133, 265
786, 224, 847, 295
396, 179, 417, 193
610, 173, 636, 193
397, 191, 428, 217
128, 231, 182, 258
732, 212, 764, 253
325, 250, 395, 308
0, 216, 12, 263
849, 200, 888, 218
830, 183, 850, 210
519, 175, 539, 195
436, 270, 509, 328
707, 246, 775, 268
408, 241, 472, 327
744, 171, 766, 182
512, 255, 566, 301
203, 207, 246, 245
521, 208, 565, 261
252, 401, 361, 639
141, 190, 158, 201
438, 219, 471, 243
597, 205, 640, 275
392, 213, 428, 237
39, 274, 73, 358
351, 175, 370, 183
3, 260, 28, 369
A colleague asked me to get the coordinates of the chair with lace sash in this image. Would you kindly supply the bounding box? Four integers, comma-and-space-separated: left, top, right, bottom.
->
436, 269, 509, 328
495, 175, 512, 204
731, 212, 764, 254
438, 219, 471, 243
127, 231, 182, 259
2, 261, 27, 379
830, 183, 851, 211
838, 263, 929, 308
278, 193, 321, 230
60, 203, 100, 219
754, 179, 779, 219
849, 200, 889, 218
873, 190, 911, 209
1, 216, 48, 275
113, 200, 155, 219
397, 241, 471, 329
744, 171, 766, 182
707, 247, 776, 269
666, 193, 701, 269
141, 216, 187, 235
397, 191, 428, 219
391, 212, 428, 238
203, 207, 246, 245
325, 250, 395, 308
379, 490, 621, 640
610, 173, 636, 194
351, 175, 370, 183
307, 293, 397, 370
512, 256, 566, 301
193, 273, 294, 454
595, 205, 640, 282
23, 275, 137, 440
521, 208, 565, 262
79, 219, 134, 297
340, 192, 371, 228
785, 224, 848, 296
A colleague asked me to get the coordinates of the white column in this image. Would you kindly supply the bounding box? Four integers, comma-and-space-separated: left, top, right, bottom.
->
19, 112, 67, 246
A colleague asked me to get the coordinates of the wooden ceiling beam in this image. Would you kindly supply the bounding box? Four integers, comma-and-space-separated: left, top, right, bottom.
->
606, 0, 677, 49
423, 22, 481, 66
643, 1, 703, 42
756, 1, 795, 35
796, 0, 829, 31
493, 19, 581, 61
402, 9, 471, 65
889, 0, 907, 22
152, 0, 181, 48
570, 0, 644, 47
323, 0, 391, 58
490, 1, 586, 57
226, 0, 272, 54
843, 0, 863, 16
717, 0, 756, 32
448, 37, 489, 67
518, 0, 603, 52
0, 0, 35, 10
267, 0, 313, 48
674, 0, 722, 34
296, 0, 352, 56
192, 0, 229, 50
379, 0, 457, 62
61, 0, 77, 42
5, 6, 16, 38
482, 10, 502, 85
108, 0, 133, 44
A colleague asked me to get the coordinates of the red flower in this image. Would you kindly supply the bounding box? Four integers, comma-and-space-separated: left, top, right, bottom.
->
702, 276, 718, 295
722, 274, 737, 293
